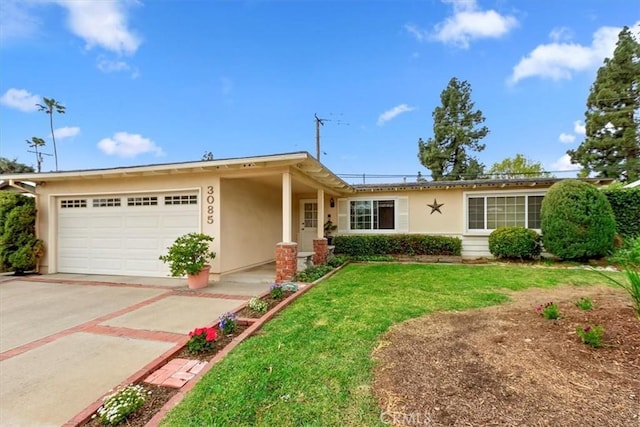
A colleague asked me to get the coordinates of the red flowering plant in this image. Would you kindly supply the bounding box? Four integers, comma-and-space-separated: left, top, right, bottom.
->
187, 326, 217, 354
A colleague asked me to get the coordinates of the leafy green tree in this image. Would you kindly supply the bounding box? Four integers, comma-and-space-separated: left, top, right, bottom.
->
568, 26, 640, 182
36, 97, 66, 171
26, 137, 47, 173
418, 77, 489, 181
0, 157, 34, 174
487, 154, 551, 179
0, 193, 42, 273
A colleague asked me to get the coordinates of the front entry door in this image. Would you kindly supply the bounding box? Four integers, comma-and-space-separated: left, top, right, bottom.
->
299, 199, 318, 252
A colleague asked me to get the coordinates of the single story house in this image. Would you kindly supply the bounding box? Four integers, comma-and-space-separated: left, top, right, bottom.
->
1, 151, 612, 282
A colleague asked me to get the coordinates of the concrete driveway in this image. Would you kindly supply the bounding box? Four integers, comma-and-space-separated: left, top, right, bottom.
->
0, 266, 273, 426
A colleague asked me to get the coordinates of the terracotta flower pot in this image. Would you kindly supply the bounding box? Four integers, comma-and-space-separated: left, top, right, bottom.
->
187, 265, 211, 289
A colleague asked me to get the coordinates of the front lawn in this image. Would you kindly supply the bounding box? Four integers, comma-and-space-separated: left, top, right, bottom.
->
161, 264, 614, 426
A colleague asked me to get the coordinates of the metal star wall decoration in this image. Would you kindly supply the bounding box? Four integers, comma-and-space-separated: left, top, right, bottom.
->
427, 198, 444, 214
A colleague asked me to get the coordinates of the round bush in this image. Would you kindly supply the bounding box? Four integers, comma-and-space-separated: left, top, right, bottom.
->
488, 227, 541, 260
541, 180, 616, 260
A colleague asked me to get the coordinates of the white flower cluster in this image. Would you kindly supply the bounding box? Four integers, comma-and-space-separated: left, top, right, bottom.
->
94, 384, 150, 425
248, 297, 268, 314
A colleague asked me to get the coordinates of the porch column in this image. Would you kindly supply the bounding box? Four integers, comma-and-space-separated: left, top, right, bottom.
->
317, 189, 325, 239
276, 171, 297, 282
282, 171, 292, 243
313, 188, 328, 265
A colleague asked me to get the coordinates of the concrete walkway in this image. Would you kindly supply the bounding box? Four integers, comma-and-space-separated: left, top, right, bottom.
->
0, 265, 274, 426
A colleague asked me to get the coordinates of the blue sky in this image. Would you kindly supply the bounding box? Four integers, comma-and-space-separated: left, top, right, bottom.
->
1, 0, 638, 183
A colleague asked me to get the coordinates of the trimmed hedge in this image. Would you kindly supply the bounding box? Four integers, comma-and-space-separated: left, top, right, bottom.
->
541, 180, 616, 260
333, 234, 461, 257
603, 187, 640, 239
488, 227, 541, 260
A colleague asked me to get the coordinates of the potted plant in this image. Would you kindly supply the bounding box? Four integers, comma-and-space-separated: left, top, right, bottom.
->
324, 217, 338, 245
159, 233, 216, 289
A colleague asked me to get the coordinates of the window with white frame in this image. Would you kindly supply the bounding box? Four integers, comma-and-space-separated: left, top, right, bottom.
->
467, 193, 544, 231
349, 199, 395, 230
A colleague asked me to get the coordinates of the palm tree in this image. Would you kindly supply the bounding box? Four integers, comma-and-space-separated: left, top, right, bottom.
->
36, 97, 66, 171
26, 137, 47, 173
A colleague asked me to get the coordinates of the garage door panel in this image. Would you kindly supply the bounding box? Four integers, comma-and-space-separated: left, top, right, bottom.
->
89, 258, 123, 272
125, 216, 160, 228
58, 192, 199, 277
123, 259, 161, 274
58, 238, 90, 250
161, 214, 199, 228
89, 216, 123, 228
90, 238, 122, 249
58, 257, 90, 270
124, 238, 161, 250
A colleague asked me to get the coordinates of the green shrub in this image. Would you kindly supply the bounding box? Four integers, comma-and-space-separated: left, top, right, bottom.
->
536, 301, 560, 320
327, 255, 348, 268
333, 234, 461, 257
576, 324, 604, 348
488, 227, 541, 260
0, 195, 43, 273
603, 187, 640, 238
575, 297, 594, 310
541, 180, 616, 260
294, 264, 333, 282
608, 236, 640, 267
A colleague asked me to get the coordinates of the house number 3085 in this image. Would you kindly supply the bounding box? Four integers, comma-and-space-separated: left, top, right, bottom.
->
206, 186, 215, 224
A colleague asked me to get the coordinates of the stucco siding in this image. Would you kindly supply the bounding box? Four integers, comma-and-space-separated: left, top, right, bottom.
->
220, 178, 281, 273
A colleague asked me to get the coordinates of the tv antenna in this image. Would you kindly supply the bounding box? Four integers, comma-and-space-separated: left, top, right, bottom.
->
26, 137, 52, 173
314, 113, 348, 162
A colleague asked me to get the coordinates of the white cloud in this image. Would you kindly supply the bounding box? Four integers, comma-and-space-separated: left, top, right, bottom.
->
573, 120, 586, 135
97, 56, 130, 73
56, 0, 141, 55
551, 154, 576, 172
0, 88, 40, 112
549, 26, 573, 43
558, 133, 575, 144
508, 22, 640, 84
98, 132, 164, 158
425, 0, 518, 48
377, 104, 416, 126
54, 126, 80, 140
404, 24, 428, 42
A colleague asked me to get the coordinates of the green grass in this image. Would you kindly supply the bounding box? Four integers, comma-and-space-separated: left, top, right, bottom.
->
161, 263, 613, 426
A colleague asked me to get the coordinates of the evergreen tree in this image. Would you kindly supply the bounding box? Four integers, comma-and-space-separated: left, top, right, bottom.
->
568, 26, 640, 182
487, 154, 551, 179
418, 77, 489, 181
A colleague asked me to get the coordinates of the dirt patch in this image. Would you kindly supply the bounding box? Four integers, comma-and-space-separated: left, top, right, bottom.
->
373, 285, 640, 427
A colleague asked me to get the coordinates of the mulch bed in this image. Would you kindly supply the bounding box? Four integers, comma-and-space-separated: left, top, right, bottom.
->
81, 325, 249, 427
373, 285, 640, 427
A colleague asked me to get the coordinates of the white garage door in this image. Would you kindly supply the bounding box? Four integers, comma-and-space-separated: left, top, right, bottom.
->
57, 192, 199, 277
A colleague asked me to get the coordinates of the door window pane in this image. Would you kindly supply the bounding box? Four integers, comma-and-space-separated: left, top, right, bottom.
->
303, 202, 317, 228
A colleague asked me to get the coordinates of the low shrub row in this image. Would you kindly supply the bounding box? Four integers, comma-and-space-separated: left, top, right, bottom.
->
332, 234, 462, 257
